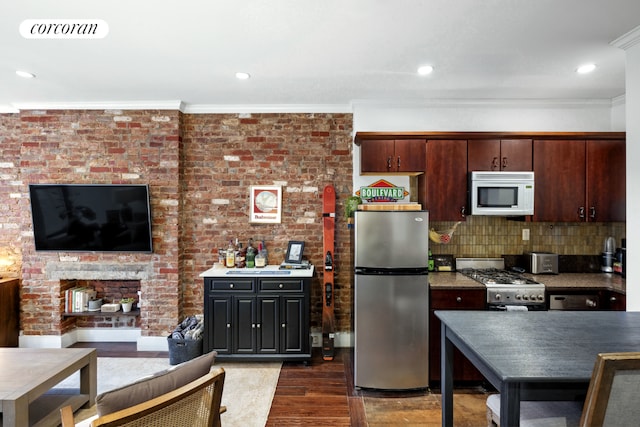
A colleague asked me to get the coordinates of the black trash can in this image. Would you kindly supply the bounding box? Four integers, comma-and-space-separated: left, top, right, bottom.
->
167, 335, 203, 365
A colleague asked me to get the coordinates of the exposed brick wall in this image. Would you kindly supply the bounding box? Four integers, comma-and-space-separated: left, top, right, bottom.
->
17, 109, 181, 336
0, 114, 22, 276
4, 110, 355, 340
180, 113, 354, 333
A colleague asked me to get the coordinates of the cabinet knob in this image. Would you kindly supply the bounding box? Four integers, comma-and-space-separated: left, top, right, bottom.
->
281, 323, 286, 328
257, 324, 261, 328
252, 323, 256, 328
610, 296, 617, 302
279, 283, 284, 289
226, 323, 231, 328
229, 283, 234, 289
456, 297, 462, 303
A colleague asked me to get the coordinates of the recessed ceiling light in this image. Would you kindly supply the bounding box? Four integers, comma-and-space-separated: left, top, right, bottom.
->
16, 70, 36, 79
576, 63, 596, 74
417, 65, 434, 75
235, 72, 250, 80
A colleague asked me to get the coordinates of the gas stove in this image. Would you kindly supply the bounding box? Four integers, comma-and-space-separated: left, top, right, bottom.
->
456, 258, 546, 309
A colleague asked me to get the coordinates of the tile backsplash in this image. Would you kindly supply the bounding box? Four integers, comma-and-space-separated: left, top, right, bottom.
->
430, 216, 626, 258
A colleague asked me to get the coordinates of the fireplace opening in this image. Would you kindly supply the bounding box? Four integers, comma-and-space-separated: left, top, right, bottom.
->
60, 279, 141, 328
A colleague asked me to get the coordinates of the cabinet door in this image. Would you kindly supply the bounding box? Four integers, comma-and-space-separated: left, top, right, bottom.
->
467, 139, 500, 171
280, 296, 307, 354
606, 291, 626, 311
500, 139, 532, 171
206, 296, 232, 354
360, 139, 396, 172
257, 296, 279, 354
533, 139, 586, 222
429, 289, 486, 383
394, 139, 426, 172
586, 139, 625, 222
360, 139, 425, 173
233, 296, 257, 354
425, 139, 468, 221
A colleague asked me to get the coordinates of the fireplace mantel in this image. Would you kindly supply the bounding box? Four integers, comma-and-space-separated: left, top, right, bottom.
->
46, 262, 152, 281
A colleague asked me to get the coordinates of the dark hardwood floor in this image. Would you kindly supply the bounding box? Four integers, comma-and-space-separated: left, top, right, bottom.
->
71, 342, 490, 426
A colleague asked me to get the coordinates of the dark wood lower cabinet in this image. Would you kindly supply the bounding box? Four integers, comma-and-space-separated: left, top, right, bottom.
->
429, 288, 486, 384
0, 278, 20, 347
203, 276, 311, 361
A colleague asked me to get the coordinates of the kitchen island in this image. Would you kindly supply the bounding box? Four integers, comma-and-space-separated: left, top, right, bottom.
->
436, 310, 640, 427
200, 265, 314, 361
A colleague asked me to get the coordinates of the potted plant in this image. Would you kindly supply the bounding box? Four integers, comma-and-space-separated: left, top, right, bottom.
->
120, 297, 135, 313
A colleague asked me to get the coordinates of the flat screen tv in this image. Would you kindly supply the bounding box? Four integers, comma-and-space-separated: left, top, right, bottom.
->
29, 184, 153, 252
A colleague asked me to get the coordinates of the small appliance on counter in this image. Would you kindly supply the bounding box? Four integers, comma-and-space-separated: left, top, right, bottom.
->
525, 252, 558, 274
601, 236, 616, 273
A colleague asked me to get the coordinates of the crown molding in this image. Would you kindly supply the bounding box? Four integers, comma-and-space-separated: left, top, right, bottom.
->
2, 98, 620, 114
8, 100, 184, 112
351, 98, 616, 109
182, 103, 353, 114
611, 25, 640, 50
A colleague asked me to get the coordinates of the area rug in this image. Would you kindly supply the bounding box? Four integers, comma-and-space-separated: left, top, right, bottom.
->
54, 357, 281, 427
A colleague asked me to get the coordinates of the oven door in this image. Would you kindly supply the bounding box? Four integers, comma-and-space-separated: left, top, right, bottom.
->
488, 303, 547, 311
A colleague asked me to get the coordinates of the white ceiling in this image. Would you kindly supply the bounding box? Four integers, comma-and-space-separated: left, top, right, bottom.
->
2, 0, 640, 113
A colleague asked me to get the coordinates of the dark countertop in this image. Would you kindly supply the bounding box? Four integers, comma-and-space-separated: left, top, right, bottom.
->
429, 271, 625, 294
436, 310, 640, 381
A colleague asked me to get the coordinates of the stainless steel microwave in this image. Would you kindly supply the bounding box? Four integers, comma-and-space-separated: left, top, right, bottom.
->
469, 171, 534, 216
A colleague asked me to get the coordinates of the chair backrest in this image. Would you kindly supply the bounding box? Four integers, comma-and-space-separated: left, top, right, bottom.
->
89, 367, 225, 427
580, 352, 640, 427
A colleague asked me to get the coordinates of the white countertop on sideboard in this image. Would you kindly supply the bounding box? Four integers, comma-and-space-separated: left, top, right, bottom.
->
200, 264, 315, 278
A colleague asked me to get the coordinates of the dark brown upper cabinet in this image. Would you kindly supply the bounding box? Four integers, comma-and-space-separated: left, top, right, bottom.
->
360, 139, 426, 174
533, 138, 625, 222
467, 139, 532, 171
423, 139, 468, 221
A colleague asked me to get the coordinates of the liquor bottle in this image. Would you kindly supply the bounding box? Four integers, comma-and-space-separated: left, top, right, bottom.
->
226, 240, 236, 268
261, 240, 269, 265
255, 242, 266, 268
246, 239, 256, 268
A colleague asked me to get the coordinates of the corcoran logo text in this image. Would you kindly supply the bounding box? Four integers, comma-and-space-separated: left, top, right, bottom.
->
20, 19, 109, 39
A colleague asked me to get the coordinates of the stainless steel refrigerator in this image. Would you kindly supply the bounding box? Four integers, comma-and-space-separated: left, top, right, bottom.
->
354, 210, 430, 390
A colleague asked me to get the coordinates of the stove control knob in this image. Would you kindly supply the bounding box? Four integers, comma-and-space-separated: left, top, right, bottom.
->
494, 294, 501, 301
515, 294, 522, 300
537, 295, 544, 301
523, 294, 530, 300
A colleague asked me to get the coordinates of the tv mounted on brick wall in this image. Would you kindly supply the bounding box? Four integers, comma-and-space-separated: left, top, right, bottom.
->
29, 184, 153, 252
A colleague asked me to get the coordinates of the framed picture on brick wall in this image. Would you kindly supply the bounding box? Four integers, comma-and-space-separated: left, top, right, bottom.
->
250, 185, 282, 223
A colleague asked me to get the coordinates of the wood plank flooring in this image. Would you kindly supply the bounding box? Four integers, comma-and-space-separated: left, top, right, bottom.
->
71, 342, 491, 426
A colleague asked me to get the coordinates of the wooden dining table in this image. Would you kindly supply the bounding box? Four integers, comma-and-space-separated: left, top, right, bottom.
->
0, 347, 97, 427
435, 310, 640, 427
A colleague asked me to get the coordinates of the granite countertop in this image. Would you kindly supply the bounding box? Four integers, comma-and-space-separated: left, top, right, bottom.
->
428, 272, 485, 289
524, 272, 626, 294
429, 271, 625, 294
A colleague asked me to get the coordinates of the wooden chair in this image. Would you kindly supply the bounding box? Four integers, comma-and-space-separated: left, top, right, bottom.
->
61, 368, 225, 427
486, 352, 640, 427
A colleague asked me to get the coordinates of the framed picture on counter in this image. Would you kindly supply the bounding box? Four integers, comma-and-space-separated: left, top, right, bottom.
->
285, 241, 305, 264
249, 185, 282, 223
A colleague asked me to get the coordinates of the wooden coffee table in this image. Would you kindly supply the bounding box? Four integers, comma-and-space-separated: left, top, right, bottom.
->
0, 347, 97, 427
